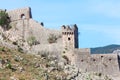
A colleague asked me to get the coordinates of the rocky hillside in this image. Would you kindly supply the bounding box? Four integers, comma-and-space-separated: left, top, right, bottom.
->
0, 46, 67, 80
0, 46, 113, 80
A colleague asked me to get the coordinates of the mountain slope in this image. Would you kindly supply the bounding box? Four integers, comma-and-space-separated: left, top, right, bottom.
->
91, 44, 120, 54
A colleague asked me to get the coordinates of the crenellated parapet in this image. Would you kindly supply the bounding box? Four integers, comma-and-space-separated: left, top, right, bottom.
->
61, 24, 78, 31
61, 24, 78, 35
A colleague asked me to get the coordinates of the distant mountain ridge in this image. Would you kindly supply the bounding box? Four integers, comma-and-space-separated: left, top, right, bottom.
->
91, 44, 120, 54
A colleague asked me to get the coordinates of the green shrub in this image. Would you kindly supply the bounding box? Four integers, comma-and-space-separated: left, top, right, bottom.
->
47, 34, 57, 43
27, 36, 39, 46
17, 46, 23, 53
0, 10, 11, 30
6, 62, 12, 69
19, 78, 25, 80
0, 47, 5, 51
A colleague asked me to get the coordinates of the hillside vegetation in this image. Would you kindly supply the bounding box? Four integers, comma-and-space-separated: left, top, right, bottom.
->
0, 46, 113, 80
0, 46, 67, 80
91, 44, 120, 54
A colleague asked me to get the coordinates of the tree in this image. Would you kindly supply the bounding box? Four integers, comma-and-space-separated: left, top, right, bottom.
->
0, 10, 10, 30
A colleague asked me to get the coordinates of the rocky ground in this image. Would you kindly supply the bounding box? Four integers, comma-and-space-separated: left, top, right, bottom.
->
0, 46, 114, 80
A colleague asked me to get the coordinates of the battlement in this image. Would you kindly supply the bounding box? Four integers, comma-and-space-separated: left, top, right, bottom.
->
61, 24, 78, 32
7, 7, 32, 21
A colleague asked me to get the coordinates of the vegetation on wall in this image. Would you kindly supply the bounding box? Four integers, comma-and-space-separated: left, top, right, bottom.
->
0, 10, 11, 30
27, 36, 39, 46
47, 34, 57, 44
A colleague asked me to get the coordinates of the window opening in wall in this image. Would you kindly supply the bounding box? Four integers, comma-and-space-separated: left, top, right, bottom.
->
7, 17, 10, 19
109, 58, 112, 61
21, 14, 25, 19
68, 37, 71, 41
101, 56, 103, 58
72, 32, 73, 35
81, 60, 84, 62
67, 32, 69, 35
65, 32, 66, 35
40, 22, 44, 26
93, 59, 96, 61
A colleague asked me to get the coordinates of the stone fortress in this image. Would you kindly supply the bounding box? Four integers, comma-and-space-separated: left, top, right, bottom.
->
1, 7, 120, 77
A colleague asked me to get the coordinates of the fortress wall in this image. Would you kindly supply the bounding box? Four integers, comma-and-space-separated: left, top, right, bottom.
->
8, 18, 62, 53
6, 7, 62, 53
74, 48, 91, 71
6, 7, 120, 76
7, 7, 62, 44
31, 43, 63, 54
88, 54, 120, 75
8, 19, 32, 42
7, 7, 32, 21
28, 19, 62, 44
7, 20, 25, 41
76, 48, 91, 53
73, 49, 119, 75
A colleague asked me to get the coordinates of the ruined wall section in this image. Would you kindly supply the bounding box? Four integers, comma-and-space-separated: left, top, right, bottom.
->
5, 7, 62, 53
28, 19, 63, 53
74, 48, 91, 71
8, 18, 62, 52
74, 50, 120, 76
88, 54, 119, 75
28, 19, 62, 44
7, 7, 32, 21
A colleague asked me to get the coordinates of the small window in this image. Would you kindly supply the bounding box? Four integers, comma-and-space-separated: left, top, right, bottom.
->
67, 32, 69, 35
101, 56, 103, 58
93, 59, 96, 61
41, 22, 44, 26
68, 37, 71, 40
65, 32, 66, 35
21, 14, 25, 19
109, 58, 112, 61
81, 60, 84, 62
7, 17, 10, 19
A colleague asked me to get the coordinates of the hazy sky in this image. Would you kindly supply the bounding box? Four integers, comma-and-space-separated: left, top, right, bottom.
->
1, 0, 120, 48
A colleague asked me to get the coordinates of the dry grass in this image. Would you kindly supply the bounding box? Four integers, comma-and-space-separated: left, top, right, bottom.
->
0, 46, 66, 80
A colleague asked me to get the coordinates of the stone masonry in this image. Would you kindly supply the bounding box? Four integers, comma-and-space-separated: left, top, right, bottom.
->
1, 7, 120, 77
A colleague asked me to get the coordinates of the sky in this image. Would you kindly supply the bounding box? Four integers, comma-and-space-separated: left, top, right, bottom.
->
0, 0, 120, 48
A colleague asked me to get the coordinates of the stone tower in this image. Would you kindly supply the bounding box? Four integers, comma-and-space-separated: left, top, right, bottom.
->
62, 24, 78, 50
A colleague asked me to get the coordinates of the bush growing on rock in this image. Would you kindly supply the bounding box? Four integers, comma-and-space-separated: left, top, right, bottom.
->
47, 34, 57, 43
0, 10, 11, 30
27, 36, 39, 46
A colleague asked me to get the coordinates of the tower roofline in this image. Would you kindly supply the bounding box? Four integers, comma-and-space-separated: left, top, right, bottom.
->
61, 24, 78, 31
